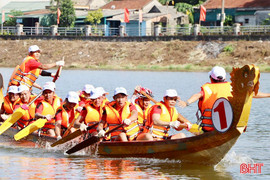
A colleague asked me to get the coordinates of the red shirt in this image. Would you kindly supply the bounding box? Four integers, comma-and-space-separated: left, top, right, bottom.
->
55, 108, 75, 123
24, 58, 42, 73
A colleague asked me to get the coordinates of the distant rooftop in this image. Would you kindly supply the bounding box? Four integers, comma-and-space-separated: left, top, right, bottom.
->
1, 1, 50, 13
204, 0, 270, 9
101, 0, 153, 10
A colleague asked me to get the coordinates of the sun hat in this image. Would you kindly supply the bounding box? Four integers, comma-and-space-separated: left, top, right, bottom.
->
83, 84, 95, 94
114, 87, 128, 96
8, 86, 19, 94
66, 91, 79, 104
164, 89, 178, 97
43, 82, 55, 92
95, 87, 109, 95
28, 45, 40, 53
90, 88, 104, 99
208, 66, 226, 80
18, 85, 30, 93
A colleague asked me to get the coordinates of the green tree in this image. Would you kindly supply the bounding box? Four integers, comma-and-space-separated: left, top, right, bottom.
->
224, 15, 234, 26
261, 13, 270, 25
50, 0, 76, 27
175, 3, 194, 24
3, 10, 23, 26
85, 9, 103, 26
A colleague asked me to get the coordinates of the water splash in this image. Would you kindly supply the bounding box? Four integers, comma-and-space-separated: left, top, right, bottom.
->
215, 151, 254, 171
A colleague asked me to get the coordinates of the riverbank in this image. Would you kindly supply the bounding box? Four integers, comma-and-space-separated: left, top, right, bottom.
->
1, 39, 270, 72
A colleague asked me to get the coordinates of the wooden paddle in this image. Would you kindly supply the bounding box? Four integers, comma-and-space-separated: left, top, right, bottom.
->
0, 65, 63, 135
14, 118, 47, 141
66, 124, 124, 155
140, 90, 158, 104
50, 122, 99, 147
62, 111, 80, 138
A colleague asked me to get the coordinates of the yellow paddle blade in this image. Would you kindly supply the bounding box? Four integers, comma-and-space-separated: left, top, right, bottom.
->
14, 118, 47, 141
0, 108, 26, 135
189, 124, 203, 135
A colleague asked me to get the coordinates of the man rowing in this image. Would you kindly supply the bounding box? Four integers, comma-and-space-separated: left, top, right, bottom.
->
35, 82, 62, 136
0, 86, 20, 121
55, 91, 79, 140
75, 88, 104, 136
137, 89, 191, 141
96, 87, 139, 141
8, 45, 65, 90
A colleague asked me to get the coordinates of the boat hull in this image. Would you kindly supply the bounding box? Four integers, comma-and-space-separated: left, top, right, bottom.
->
97, 128, 242, 166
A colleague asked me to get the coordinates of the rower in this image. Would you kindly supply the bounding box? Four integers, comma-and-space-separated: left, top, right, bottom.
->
130, 86, 153, 129
96, 87, 139, 141
13, 85, 37, 129
0, 86, 20, 122
55, 91, 79, 140
8, 45, 65, 90
75, 88, 104, 136
35, 82, 62, 136
138, 89, 191, 141
95, 87, 109, 108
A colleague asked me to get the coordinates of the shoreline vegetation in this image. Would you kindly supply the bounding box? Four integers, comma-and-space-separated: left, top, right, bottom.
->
1, 39, 270, 72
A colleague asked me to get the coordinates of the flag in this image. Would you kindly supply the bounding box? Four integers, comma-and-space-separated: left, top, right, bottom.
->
57, 8, 61, 25
1, 10, 5, 23
199, 5, 206, 21
124, 8, 129, 23
139, 9, 142, 23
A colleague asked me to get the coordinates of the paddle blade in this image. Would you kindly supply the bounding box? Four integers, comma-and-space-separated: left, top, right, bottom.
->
14, 118, 47, 141
65, 136, 100, 155
0, 108, 26, 135
51, 129, 83, 147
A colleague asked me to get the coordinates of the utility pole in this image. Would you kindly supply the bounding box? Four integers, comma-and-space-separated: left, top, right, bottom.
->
221, 0, 225, 32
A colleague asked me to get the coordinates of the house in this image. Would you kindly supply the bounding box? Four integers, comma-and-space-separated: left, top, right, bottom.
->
100, 0, 187, 36
0, 1, 51, 26
196, 0, 270, 26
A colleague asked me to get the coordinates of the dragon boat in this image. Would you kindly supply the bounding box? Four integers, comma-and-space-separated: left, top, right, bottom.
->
0, 64, 260, 166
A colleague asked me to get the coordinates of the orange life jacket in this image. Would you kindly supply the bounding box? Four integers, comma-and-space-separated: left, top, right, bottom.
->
3, 95, 19, 114
9, 56, 41, 89
104, 101, 139, 141
84, 104, 103, 133
144, 102, 178, 140
39, 96, 62, 132
57, 104, 76, 129
15, 96, 37, 129
135, 102, 151, 126
199, 82, 232, 132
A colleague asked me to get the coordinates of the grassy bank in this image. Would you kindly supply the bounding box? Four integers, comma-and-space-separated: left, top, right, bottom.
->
1, 39, 270, 72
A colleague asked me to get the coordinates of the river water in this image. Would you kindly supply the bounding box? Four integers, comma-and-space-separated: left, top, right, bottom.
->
0, 67, 269, 179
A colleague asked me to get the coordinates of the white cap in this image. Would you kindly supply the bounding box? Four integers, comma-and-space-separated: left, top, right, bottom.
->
66, 91, 79, 104
90, 88, 104, 99
18, 85, 29, 93
95, 87, 109, 95
8, 86, 19, 94
83, 84, 95, 94
208, 66, 226, 80
114, 87, 128, 96
164, 89, 178, 97
28, 45, 40, 53
43, 82, 55, 92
